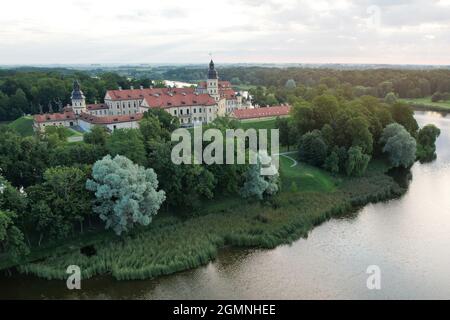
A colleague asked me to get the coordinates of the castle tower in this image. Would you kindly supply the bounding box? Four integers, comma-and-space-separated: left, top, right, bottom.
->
206, 60, 220, 101
71, 80, 86, 115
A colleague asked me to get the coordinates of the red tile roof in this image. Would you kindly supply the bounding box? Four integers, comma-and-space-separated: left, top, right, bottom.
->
105, 87, 195, 101
232, 106, 291, 120
87, 103, 108, 110
34, 110, 76, 123
142, 92, 216, 109
221, 89, 237, 100
197, 80, 232, 89
79, 112, 143, 125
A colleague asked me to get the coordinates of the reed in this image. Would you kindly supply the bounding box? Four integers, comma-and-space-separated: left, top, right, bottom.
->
18, 161, 403, 281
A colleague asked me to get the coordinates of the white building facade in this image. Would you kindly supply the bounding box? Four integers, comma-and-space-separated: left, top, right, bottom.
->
34, 60, 249, 132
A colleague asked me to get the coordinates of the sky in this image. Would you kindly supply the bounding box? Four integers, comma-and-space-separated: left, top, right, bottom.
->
1, 0, 450, 65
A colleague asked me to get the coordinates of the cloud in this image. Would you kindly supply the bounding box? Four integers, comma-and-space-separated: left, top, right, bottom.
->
0, 0, 449, 64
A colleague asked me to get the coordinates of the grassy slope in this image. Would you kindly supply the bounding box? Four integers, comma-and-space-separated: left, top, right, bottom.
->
5, 116, 83, 139
280, 155, 337, 192
66, 128, 84, 137
399, 97, 450, 110
7, 116, 34, 136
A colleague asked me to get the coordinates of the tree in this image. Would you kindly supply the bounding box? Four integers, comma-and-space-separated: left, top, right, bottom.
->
346, 146, 371, 177
345, 116, 373, 154
380, 123, 417, 168
84, 125, 108, 146
390, 103, 419, 136
321, 124, 334, 148
291, 103, 316, 136
139, 113, 169, 147
50, 142, 105, 167
9, 89, 29, 115
285, 79, 296, 89
312, 94, 339, 128
26, 166, 92, 242
0, 210, 29, 259
298, 130, 328, 166
106, 128, 146, 165
265, 93, 279, 106
384, 92, 397, 104
148, 142, 216, 211
431, 92, 443, 102
276, 117, 295, 150
0, 128, 50, 187
323, 151, 339, 174
44, 126, 70, 146
241, 151, 279, 200
144, 108, 179, 133
416, 124, 441, 162
86, 155, 166, 235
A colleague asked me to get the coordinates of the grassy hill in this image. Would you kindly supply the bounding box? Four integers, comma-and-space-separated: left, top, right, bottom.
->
5, 116, 83, 139
7, 116, 34, 136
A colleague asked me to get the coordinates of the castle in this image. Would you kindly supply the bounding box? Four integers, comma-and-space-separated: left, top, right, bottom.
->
33, 60, 249, 132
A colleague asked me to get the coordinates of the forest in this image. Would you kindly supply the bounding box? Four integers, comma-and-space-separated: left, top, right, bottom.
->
2, 66, 450, 120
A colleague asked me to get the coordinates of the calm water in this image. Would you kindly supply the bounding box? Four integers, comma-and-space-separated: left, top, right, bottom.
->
1, 111, 450, 300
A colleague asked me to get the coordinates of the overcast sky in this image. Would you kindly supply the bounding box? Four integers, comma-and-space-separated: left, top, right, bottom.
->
1, 0, 450, 65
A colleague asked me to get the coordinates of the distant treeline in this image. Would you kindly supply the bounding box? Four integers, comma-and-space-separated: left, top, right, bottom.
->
2, 66, 450, 120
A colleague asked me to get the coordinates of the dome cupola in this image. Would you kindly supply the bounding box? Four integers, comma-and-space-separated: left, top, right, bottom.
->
208, 60, 218, 79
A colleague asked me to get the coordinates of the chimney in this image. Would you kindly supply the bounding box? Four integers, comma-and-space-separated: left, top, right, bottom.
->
130, 86, 134, 90
118, 86, 122, 91
140, 85, 144, 90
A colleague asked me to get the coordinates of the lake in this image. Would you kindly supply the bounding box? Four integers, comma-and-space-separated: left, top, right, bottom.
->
1, 111, 449, 299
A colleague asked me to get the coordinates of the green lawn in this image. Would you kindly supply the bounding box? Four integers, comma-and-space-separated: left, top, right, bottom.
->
279, 154, 338, 192
399, 97, 450, 110
66, 128, 84, 137
240, 118, 277, 130
7, 116, 34, 136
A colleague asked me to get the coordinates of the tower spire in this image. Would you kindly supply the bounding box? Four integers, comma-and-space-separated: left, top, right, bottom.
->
208, 59, 218, 79
71, 79, 86, 115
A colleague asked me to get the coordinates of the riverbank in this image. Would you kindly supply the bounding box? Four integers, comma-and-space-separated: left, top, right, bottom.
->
399, 97, 450, 113
12, 156, 405, 281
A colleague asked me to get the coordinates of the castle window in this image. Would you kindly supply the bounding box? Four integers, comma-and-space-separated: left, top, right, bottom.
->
194, 108, 196, 113
174, 110, 177, 115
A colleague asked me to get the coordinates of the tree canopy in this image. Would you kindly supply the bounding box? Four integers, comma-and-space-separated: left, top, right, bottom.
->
86, 155, 166, 235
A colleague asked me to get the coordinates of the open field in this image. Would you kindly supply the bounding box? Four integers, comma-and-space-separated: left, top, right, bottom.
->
399, 97, 450, 111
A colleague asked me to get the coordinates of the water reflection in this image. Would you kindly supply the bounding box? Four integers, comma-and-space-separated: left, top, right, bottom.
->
1, 111, 450, 299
